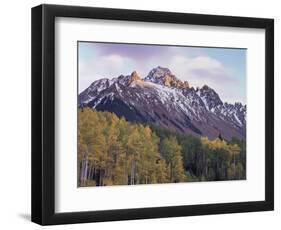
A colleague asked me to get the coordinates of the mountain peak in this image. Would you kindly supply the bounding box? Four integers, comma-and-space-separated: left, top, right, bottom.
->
198, 84, 223, 110
111, 71, 142, 87
145, 66, 173, 82
201, 85, 210, 90
130, 71, 141, 81
155, 66, 172, 74
145, 66, 189, 89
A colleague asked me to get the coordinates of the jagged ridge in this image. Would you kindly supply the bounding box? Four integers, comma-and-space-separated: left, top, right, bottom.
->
79, 66, 246, 140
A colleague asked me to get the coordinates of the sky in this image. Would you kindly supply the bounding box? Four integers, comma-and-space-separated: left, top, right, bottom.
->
78, 42, 246, 104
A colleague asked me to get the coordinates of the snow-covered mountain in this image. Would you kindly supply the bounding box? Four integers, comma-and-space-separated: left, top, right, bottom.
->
79, 66, 246, 140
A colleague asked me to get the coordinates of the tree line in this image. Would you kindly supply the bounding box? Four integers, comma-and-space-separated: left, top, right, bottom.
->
78, 108, 246, 187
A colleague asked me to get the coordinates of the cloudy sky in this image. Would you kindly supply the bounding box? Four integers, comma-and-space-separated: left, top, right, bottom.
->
78, 42, 246, 104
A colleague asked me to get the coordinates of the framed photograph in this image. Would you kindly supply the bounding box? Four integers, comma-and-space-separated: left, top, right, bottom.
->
31, 4, 274, 225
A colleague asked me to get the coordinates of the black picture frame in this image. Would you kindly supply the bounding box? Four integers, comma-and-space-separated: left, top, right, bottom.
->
31, 4, 274, 225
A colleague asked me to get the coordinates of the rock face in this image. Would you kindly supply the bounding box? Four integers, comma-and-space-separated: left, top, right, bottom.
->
79, 66, 246, 140
130, 71, 141, 82
145, 66, 189, 88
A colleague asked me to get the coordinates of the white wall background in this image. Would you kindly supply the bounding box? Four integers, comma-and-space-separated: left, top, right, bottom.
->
0, 0, 279, 229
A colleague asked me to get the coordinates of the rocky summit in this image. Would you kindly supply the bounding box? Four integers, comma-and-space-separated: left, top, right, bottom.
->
79, 66, 246, 140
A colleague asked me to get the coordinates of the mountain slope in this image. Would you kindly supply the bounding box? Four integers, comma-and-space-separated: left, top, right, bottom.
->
79, 66, 246, 140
